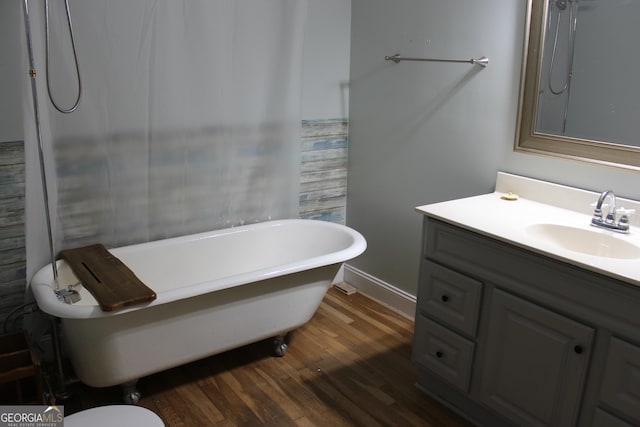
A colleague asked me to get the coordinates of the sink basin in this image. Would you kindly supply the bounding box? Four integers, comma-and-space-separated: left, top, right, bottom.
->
526, 224, 640, 259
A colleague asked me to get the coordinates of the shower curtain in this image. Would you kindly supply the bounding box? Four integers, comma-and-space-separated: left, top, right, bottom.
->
24, 0, 307, 275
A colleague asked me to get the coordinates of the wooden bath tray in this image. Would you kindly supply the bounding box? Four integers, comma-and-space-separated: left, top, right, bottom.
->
59, 244, 157, 312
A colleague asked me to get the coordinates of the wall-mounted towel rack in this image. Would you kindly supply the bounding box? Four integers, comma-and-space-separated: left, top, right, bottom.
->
385, 54, 489, 68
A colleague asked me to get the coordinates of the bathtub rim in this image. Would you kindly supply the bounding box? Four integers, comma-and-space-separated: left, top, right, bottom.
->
29, 219, 366, 319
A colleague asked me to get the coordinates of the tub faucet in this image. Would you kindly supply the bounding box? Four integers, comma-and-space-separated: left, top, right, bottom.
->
591, 190, 634, 233
55, 286, 81, 304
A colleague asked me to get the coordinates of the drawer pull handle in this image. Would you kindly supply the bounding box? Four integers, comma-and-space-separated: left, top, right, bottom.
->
574, 345, 583, 354
441, 295, 449, 303
435, 351, 444, 359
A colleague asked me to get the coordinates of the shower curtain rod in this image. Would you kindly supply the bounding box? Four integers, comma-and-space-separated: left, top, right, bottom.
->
385, 54, 489, 68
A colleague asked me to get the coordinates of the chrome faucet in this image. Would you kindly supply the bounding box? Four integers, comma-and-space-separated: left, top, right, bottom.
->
591, 190, 634, 233
594, 190, 616, 224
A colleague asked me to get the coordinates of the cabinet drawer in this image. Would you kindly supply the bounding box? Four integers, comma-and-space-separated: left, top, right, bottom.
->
591, 408, 635, 427
413, 314, 475, 392
599, 337, 640, 424
417, 260, 483, 337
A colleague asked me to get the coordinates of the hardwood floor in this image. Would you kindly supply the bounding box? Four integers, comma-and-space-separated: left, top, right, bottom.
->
63, 287, 473, 426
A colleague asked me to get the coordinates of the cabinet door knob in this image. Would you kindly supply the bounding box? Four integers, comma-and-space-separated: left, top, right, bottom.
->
574, 345, 583, 354
435, 351, 443, 358
441, 295, 449, 303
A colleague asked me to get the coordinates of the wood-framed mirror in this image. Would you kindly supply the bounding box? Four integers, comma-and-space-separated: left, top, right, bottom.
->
515, 0, 640, 170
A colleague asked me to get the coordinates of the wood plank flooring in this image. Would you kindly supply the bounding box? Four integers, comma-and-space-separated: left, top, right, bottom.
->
63, 287, 473, 426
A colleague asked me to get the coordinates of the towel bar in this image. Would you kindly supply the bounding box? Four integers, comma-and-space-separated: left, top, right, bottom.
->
385, 54, 489, 68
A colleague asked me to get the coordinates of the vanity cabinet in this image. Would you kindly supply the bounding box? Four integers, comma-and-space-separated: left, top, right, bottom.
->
413, 217, 640, 427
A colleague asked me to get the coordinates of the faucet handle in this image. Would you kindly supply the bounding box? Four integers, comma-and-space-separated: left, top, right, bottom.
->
616, 207, 635, 224
616, 207, 635, 215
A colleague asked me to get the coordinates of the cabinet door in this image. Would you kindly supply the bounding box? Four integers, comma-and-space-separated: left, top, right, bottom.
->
478, 289, 594, 427
599, 338, 640, 425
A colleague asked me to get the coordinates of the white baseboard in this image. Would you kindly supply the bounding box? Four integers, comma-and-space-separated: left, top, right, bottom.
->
342, 264, 416, 320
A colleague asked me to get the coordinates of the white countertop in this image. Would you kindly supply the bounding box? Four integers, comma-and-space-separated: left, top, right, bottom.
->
416, 172, 640, 287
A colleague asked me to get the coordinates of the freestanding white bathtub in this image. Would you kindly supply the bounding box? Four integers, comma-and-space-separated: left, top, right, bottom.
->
30, 219, 366, 402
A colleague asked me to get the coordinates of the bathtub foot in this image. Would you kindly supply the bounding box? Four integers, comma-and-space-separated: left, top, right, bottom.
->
273, 334, 288, 357
122, 380, 141, 405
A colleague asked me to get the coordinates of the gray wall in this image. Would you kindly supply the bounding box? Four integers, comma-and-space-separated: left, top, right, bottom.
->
347, 0, 640, 296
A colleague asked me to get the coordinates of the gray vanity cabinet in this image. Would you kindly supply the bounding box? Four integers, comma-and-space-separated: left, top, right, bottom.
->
413, 217, 640, 427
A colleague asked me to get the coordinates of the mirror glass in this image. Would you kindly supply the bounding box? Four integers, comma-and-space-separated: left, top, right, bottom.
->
515, 0, 640, 170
